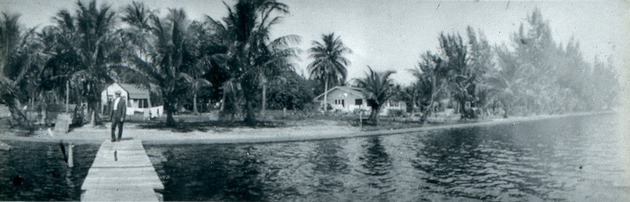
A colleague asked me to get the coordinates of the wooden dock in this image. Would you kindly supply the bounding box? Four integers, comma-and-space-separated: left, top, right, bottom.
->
81, 140, 164, 201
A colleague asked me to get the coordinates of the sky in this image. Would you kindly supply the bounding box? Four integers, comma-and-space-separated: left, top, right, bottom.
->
1, 0, 628, 85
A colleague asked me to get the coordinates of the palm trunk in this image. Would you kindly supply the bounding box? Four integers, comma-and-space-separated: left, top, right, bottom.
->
422, 99, 432, 123
244, 98, 256, 126
242, 79, 257, 126
421, 78, 437, 123
261, 77, 267, 116
371, 106, 380, 126
503, 104, 509, 118
502, 98, 509, 118
323, 78, 328, 113
6, 97, 31, 128
163, 88, 176, 126
66, 81, 70, 113
166, 101, 176, 126
410, 96, 416, 117
166, 110, 175, 126
459, 100, 466, 119
193, 93, 198, 114
220, 91, 225, 111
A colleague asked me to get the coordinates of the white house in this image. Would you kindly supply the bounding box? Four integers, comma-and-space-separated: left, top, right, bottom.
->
381, 100, 406, 116
100, 83, 163, 117
313, 86, 406, 116
313, 86, 369, 113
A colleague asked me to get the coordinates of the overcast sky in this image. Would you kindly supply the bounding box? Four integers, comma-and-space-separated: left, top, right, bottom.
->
1, 0, 628, 85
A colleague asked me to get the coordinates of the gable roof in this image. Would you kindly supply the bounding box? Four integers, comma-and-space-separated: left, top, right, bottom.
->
118, 83, 150, 99
313, 86, 365, 101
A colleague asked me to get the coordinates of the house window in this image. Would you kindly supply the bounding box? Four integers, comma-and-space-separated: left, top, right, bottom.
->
342, 100, 345, 107
135, 99, 149, 108
355, 99, 363, 105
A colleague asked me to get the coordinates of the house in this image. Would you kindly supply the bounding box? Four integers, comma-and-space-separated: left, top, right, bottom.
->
380, 100, 406, 116
313, 86, 368, 113
313, 86, 406, 116
100, 83, 163, 117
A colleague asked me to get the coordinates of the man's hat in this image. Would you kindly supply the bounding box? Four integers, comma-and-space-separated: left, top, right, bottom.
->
115, 90, 121, 95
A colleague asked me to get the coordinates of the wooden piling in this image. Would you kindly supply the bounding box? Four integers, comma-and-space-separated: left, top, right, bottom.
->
67, 144, 73, 168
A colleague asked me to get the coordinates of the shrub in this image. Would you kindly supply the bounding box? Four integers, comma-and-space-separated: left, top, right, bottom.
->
388, 109, 405, 117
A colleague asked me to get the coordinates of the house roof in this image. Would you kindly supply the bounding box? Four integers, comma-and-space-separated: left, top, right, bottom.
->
118, 83, 150, 99
313, 86, 365, 101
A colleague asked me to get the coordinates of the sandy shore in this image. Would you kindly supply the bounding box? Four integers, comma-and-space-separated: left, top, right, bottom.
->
0, 111, 614, 145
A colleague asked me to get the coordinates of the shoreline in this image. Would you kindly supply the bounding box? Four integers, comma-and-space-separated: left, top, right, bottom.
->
0, 111, 615, 145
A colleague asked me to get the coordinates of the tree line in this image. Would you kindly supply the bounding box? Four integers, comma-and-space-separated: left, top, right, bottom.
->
401, 8, 620, 123
0, 0, 312, 127
0, 1, 621, 128
316, 8, 620, 125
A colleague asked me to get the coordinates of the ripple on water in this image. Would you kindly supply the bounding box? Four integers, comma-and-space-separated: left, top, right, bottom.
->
4, 114, 625, 201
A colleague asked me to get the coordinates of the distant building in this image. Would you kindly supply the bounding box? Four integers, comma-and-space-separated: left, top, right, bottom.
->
100, 83, 163, 117
313, 86, 406, 116
381, 100, 406, 116
313, 86, 368, 112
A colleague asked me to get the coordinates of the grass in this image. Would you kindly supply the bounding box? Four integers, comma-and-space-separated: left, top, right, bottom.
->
138, 120, 286, 133
2, 106, 506, 134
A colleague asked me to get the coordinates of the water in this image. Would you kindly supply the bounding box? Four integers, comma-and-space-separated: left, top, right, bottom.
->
0, 141, 98, 200
1, 114, 628, 201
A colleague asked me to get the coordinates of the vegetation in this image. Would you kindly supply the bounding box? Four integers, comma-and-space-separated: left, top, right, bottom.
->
266, 70, 315, 111
206, 0, 300, 125
0, 13, 40, 129
355, 66, 396, 125
307, 33, 352, 112
120, 3, 219, 126
0, 2, 622, 131
408, 8, 621, 121
45, 1, 123, 125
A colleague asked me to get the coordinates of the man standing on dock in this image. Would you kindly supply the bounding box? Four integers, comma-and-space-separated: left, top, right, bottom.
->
111, 91, 126, 142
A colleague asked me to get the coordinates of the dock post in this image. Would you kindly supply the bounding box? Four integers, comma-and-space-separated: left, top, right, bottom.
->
67, 143, 74, 168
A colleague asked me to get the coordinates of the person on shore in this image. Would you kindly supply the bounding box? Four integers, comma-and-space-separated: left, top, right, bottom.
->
110, 91, 126, 142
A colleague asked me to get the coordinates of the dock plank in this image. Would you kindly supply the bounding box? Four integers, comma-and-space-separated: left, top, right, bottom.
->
81, 167, 163, 190
91, 150, 153, 168
82, 188, 160, 202
81, 140, 163, 201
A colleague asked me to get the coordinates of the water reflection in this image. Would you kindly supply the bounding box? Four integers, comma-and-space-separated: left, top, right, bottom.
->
307, 140, 351, 201
0, 142, 97, 201
355, 137, 394, 201
413, 126, 556, 200
148, 144, 267, 201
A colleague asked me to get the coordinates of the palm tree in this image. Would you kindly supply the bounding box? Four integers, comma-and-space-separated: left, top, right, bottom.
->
486, 45, 524, 118
122, 2, 226, 126
396, 84, 419, 117
40, 0, 122, 125
258, 36, 301, 116
409, 51, 447, 122
206, 0, 297, 125
190, 79, 212, 114
354, 66, 396, 125
1, 12, 42, 129
307, 33, 351, 112
122, 5, 200, 126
